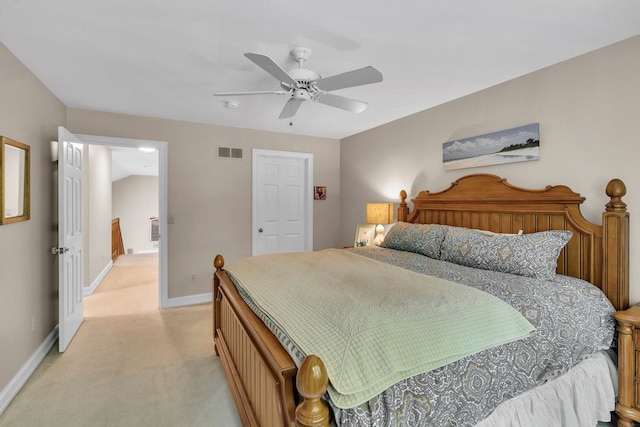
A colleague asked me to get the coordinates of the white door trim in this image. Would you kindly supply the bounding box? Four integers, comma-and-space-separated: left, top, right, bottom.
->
252, 149, 313, 255
76, 134, 170, 309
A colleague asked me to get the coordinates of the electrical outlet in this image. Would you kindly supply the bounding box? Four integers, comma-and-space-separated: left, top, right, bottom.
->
191, 273, 196, 282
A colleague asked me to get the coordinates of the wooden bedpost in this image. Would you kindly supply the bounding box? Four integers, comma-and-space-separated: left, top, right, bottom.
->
214, 254, 225, 271
296, 355, 330, 427
213, 254, 224, 355
602, 179, 629, 311
398, 190, 408, 222
614, 308, 638, 426
605, 179, 633, 426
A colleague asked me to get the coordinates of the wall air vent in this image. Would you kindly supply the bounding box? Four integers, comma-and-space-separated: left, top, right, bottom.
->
218, 146, 243, 160
150, 217, 159, 242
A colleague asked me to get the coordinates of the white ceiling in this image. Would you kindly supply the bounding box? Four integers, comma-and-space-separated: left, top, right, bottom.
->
1, 1, 640, 141
110, 146, 158, 181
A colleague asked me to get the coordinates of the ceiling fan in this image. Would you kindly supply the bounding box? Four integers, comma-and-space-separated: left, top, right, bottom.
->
213, 47, 383, 120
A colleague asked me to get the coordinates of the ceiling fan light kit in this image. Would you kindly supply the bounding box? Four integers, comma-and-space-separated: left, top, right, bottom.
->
213, 47, 383, 121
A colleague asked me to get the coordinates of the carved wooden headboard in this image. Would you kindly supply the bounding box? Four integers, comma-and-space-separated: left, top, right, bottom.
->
396, 174, 629, 310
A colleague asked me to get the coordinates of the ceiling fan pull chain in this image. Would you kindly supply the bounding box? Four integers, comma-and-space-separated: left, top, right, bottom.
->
289, 100, 294, 126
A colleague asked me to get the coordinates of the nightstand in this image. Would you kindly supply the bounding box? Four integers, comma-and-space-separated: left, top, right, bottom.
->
614, 305, 640, 426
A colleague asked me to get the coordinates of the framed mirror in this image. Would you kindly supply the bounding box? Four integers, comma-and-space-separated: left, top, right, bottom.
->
1, 136, 30, 224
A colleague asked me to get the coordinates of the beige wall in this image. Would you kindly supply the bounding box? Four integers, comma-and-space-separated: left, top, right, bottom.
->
84, 145, 112, 287
0, 44, 66, 389
66, 110, 341, 298
341, 35, 640, 303
112, 175, 159, 254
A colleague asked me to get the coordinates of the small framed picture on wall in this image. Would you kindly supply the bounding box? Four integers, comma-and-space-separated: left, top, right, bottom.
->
314, 186, 326, 200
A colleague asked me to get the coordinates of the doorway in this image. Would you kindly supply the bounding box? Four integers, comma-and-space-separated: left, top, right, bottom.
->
76, 134, 170, 309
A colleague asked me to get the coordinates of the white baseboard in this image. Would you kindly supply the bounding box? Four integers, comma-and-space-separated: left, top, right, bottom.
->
84, 260, 113, 296
0, 326, 58, 416
163, 292, 212, 309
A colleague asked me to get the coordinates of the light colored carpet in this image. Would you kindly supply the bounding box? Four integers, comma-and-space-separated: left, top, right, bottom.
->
0, 254, 242, 427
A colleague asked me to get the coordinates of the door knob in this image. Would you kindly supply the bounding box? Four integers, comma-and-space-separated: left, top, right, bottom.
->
258, 228, 263, 233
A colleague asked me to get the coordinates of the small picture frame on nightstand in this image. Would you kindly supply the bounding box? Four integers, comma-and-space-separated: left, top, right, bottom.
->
354, 224, 376, 247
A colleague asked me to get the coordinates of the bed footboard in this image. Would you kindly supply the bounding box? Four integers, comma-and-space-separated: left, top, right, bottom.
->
213, 255, 330, 427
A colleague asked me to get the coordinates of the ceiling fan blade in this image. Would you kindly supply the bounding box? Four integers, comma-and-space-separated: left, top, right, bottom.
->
279, 98, 303, 119
314, 66, 383, 92
316, 93, 368, 113
213, 90, 289, 96
245, 53, 298, 87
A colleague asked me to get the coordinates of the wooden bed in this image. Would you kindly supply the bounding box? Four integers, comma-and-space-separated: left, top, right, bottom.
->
212, 173, 629, 427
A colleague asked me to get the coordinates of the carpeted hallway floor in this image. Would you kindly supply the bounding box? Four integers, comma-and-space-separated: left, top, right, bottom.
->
0, 254, 242, 427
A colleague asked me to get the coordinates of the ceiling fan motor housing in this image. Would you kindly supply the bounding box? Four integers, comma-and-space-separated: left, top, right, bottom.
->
287, 67, 320, 82
281, 68, 322, 101
282, 67, 320, 85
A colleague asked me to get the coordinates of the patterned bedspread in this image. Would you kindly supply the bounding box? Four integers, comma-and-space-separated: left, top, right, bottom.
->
225, 249, 534, 409
229, 246, 615, 426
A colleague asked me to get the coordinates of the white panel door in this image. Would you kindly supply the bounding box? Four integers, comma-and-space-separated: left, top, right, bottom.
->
253, 150, 313, 256
58, 127, 84, 352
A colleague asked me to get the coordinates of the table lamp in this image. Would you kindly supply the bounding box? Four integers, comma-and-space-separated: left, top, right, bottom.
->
366, 203, 394, 246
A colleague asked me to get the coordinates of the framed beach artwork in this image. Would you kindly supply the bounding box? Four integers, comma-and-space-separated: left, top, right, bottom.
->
354, 224, 376, 247
442, 123, 540, 170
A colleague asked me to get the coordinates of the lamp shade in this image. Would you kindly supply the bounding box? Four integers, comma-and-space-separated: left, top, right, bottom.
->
366, 203, 394, 225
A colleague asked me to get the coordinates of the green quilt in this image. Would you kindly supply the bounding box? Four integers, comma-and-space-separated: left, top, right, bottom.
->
225, 249, 534, 408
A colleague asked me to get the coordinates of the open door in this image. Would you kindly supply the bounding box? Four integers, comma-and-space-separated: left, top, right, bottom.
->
57, 126, 84, 352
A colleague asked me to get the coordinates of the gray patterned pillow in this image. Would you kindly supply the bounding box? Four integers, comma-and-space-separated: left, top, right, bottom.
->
439, 226, 572, 280
380, 222, 446, 259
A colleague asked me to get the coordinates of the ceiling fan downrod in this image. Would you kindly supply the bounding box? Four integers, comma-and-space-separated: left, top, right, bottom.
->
290, 47, 311, 67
